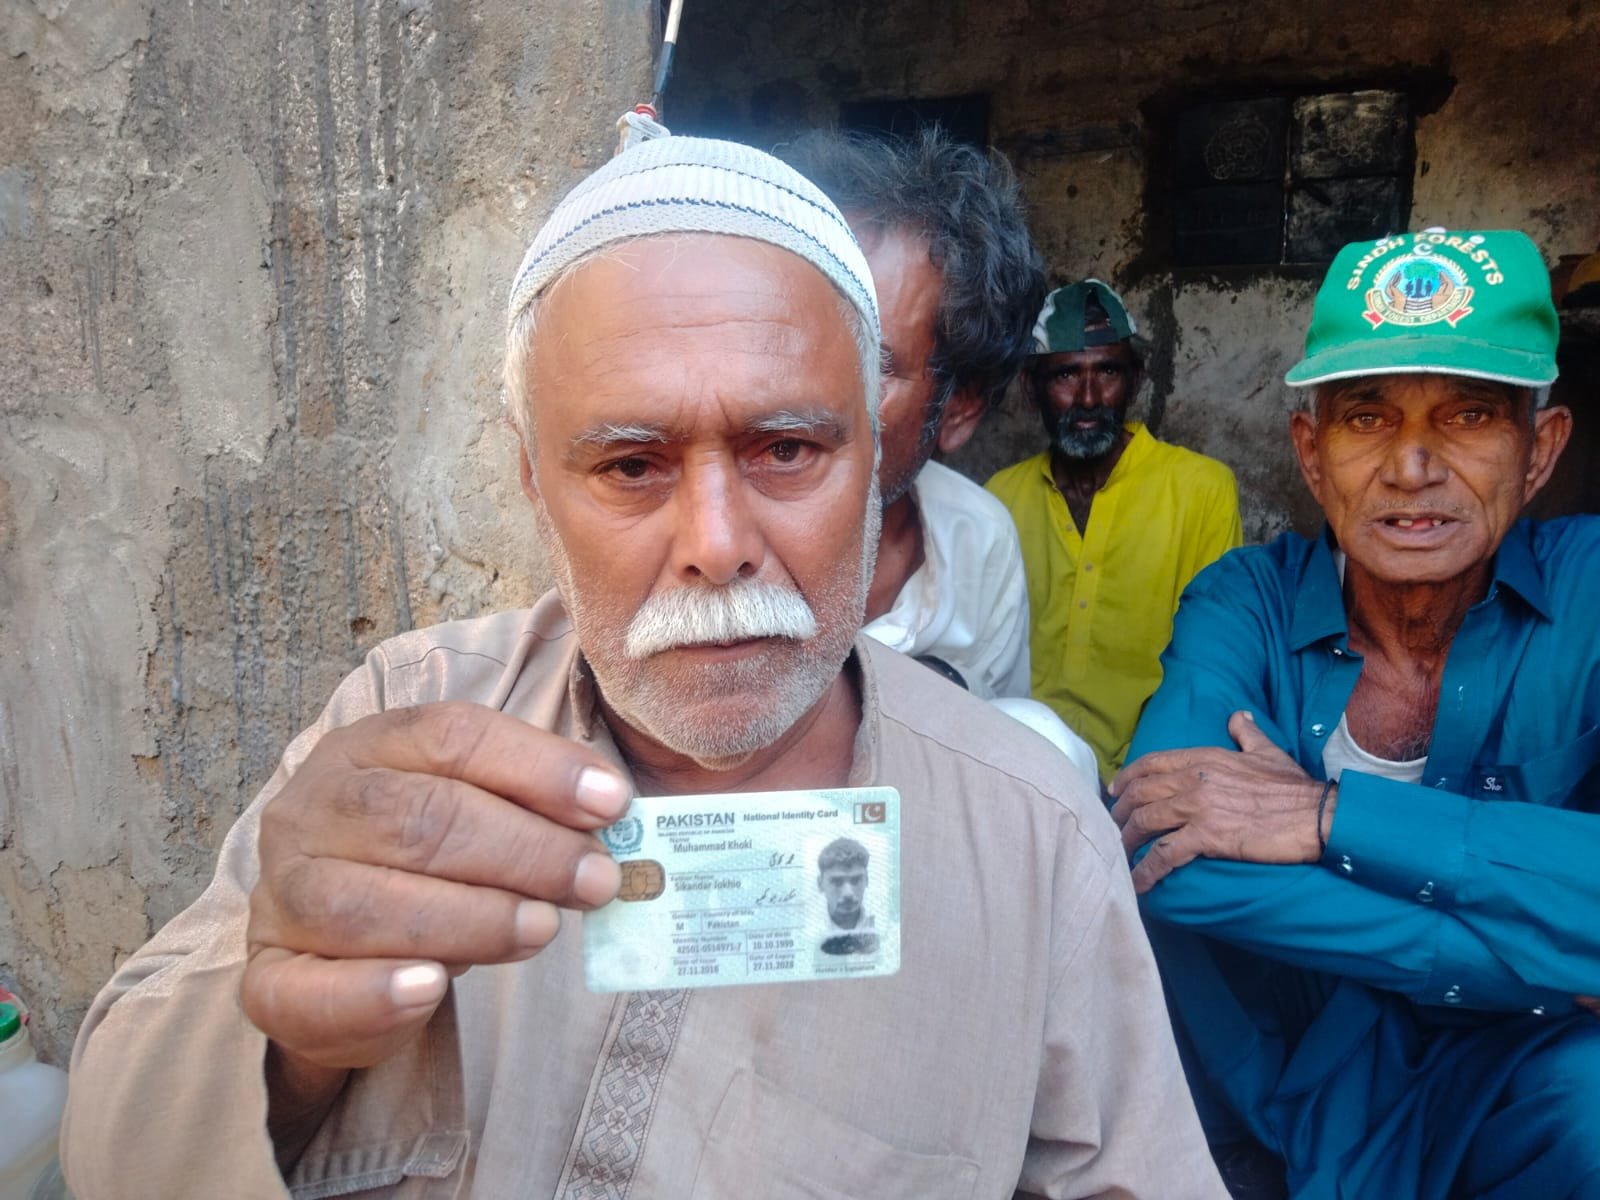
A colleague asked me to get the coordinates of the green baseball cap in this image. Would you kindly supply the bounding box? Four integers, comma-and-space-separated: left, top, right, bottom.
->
1032, 280, 1137, 353
1286, 229, 1559, 389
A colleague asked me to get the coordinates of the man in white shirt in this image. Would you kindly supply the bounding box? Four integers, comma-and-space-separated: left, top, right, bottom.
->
782, 130, 1044, 702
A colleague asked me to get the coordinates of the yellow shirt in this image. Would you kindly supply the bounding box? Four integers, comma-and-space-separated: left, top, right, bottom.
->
986, 424, 1242, 783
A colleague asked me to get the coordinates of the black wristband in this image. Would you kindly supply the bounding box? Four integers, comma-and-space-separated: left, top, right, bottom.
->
1315, 777, 1335, 858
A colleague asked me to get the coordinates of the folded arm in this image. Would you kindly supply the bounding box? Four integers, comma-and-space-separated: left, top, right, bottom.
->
1117, 559, 1597, 1012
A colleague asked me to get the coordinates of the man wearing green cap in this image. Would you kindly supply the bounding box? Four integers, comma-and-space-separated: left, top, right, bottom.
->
987, 280, 1242, 784
1112, 229, 1600, 1199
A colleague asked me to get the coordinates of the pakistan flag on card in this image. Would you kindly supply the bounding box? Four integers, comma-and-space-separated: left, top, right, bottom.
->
584, 786, 901, 992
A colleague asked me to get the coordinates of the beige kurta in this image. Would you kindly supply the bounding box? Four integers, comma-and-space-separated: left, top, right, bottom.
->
61, 594, 1223, 1200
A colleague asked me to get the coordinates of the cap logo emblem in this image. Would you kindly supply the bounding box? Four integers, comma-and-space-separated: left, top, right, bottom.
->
1364, 251, 1475, 330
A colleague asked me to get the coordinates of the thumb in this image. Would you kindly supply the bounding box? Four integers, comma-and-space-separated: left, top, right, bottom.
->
1228, 710, 1277, 755
242, 947, 450, 1071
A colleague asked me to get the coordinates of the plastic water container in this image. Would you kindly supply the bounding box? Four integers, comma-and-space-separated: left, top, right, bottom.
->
0, 996, 69, 1200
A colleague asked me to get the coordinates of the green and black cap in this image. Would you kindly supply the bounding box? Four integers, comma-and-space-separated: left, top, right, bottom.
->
1286, 229, 1559, 390
1031, 280, 1137, 353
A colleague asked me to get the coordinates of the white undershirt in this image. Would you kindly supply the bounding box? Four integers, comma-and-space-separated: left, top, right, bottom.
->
1322, 713, 1427, 784
1322, 550, 1428, 785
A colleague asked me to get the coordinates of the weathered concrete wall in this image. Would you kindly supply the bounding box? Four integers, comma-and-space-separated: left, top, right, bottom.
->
671, 0, 1600, 541
0, 0, 653, 1063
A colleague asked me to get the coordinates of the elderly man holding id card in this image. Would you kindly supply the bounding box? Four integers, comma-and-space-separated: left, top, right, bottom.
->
61, 135, 1221, 1199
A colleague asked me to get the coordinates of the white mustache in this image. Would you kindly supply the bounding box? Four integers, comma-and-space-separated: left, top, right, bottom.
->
624, 578, 819, 659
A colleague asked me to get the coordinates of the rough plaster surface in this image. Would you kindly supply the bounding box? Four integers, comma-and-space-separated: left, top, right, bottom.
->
674, 0, 1600, 537
1, 0, 653, 1063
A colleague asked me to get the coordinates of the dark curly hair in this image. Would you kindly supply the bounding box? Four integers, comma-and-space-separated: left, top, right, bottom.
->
780, 128, 1047, 434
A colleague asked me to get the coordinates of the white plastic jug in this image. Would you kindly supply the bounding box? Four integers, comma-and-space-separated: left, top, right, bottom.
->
0, 997, 68, 1200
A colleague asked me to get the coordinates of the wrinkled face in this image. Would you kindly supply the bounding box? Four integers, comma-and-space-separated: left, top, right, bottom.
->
1290, 373, 1569, 587
1030, 343, 1140, 460
521, 235, 880, 768
854, 222, 946, 506
819, 862, 867, 927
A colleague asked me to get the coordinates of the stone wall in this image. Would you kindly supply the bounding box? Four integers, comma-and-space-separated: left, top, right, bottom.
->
670, 0, 1600, 540
0, 0, 654, 1063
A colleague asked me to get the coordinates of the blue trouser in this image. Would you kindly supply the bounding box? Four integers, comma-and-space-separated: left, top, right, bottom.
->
1312, 1011, 1600, 1196
1453, 1019, 1600, 1199
1153, 923, 1600, 1200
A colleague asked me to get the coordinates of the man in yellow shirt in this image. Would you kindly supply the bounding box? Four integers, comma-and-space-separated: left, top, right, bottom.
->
987, 280, 1241, 783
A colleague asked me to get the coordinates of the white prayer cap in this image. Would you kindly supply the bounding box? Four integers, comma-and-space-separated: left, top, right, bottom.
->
506, 135, 879, 340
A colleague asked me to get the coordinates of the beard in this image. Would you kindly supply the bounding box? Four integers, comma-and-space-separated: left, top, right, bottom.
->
877, 397, 944, 509
1047, 405, 1123, 460
534, 487, 881, 770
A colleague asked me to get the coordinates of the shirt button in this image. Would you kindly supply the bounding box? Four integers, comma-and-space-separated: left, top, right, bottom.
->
1311, 723, 1326, 737
1336, 855, 1354, 876
1443, 985, 1462, 1004
1416, 881, 1435, 903
1084, 562, 1094, 571
1531, 1005, 1546, 1016
1078, 600, 1087, 609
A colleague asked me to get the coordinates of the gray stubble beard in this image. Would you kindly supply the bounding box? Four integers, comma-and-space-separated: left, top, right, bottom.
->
1049, 409, 1122, 461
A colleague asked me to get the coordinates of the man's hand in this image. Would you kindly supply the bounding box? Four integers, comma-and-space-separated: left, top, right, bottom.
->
1578, 996, 1600, 1018
242, 702, 632, 1098
1109, 711, 1332, 893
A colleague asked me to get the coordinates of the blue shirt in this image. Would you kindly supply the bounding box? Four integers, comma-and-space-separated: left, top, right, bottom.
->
1128, 517, 1600, 1183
